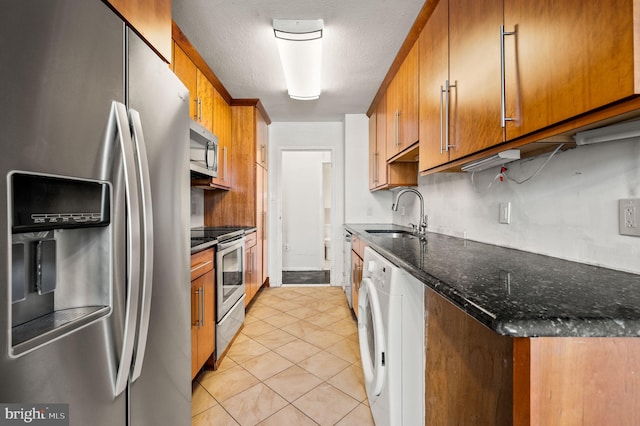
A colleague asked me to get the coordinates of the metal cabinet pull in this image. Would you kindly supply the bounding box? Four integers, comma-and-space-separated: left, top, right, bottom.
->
200, 286, 205, 327
373, 152, 378, 184
194, 288, 202, 328
500, 25, 516, 128
394, 110, 400, 148
439, 84, 445, 154
444, 80, 456, 152
223, 146, 228, 182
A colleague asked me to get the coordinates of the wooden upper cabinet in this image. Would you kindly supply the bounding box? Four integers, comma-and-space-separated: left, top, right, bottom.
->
386, 41, 419, 160
419, 0, 504, 172
256, 110, 268, 169
504, 0, 639, 140
370, 89, 418, 191
196, 70, 214, 132
172, 42, 215, 133
448, 0, 504, 160
106, 0, 171, 62
368, 111, 379, 189
419, 0, 450, 172
370, 91, 388, 190
172, 44, 197, 121
212, 89, 232, 189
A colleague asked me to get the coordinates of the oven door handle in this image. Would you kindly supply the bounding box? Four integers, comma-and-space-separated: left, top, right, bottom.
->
217, 237, 245, 251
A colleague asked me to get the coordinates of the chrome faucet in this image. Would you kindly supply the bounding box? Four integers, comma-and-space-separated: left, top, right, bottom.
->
392, 188, 428, 236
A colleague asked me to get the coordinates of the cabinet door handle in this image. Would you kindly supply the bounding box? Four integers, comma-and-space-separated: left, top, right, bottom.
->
373, 152, 378, 184
223, 146, 228, 182
445, 80, 456, 152
439, 84, 445, 154
262, 212, 267, 240
394, 110, 400, 148
200, 286, 205, 327
194, 288, 202, 328
500, 25, 516, 128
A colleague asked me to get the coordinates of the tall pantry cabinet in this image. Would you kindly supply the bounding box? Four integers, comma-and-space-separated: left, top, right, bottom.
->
205, 102, 270, 303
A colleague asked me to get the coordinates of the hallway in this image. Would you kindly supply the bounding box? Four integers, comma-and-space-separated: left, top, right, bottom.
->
191, 286, 374, 425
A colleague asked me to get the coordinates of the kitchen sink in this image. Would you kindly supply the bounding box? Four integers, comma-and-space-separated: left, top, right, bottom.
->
365, 229, 417, 239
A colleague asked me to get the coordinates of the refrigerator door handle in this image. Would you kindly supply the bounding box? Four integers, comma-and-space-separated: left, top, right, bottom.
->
110, 101, 143, 397
128, 109, 154, 382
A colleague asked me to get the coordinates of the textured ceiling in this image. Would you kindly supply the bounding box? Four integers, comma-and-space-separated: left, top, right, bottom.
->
172, 0, 425, 122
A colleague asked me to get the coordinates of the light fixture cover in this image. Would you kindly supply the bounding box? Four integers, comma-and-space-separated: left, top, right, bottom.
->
574, 119, 640, 145
273, 19, 323, 100
461, 149, 521, 173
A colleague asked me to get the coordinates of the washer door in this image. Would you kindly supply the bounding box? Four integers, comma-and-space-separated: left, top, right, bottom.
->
358, 277, 386, 397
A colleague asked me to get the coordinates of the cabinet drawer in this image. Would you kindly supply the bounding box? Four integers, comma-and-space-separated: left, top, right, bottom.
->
245, 232, 257, 249
191, 248, 214, 281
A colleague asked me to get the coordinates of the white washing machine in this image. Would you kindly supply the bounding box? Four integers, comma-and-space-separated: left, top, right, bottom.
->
358, 246, 425, 426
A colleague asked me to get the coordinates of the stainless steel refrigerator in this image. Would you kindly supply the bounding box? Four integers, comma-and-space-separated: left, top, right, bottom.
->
0, 1, 191, 425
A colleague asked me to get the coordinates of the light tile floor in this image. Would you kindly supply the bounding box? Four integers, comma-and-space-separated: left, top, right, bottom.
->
192, 286, 375, 426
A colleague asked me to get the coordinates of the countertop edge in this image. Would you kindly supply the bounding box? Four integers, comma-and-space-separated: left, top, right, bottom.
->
345, 223, 640, 338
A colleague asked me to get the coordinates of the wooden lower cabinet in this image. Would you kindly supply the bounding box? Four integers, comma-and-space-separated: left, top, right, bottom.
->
514, 337, 640, 425
351, 236, 366, 318
191, 249, 215, 379
351, 252, 363, 318
425, 288, 513, 424
425, 287, 640, 425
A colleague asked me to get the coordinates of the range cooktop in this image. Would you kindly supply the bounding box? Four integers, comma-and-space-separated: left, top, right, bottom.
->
190, 227, 245, 249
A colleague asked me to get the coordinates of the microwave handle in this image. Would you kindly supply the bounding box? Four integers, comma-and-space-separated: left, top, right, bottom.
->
204, 140, 210, 170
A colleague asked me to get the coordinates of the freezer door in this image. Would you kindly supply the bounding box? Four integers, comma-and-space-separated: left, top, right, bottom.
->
0, 1, 129, 425
126, 30, 191, 426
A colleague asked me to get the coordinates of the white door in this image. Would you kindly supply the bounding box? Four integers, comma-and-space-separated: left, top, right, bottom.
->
358, 278, 386, 399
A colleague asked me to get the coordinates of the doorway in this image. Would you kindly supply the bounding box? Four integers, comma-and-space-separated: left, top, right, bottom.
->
280, 150, 332, 285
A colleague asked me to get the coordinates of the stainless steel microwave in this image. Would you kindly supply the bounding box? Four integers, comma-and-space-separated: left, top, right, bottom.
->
189, 120, 218, 178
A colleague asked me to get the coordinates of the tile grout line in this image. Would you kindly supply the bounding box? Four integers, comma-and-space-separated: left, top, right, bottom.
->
193, 287, 371, 425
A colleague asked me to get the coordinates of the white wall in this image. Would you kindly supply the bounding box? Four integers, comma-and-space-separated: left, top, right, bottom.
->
190, 188, 204, 228
344, 114, 394, 223
392, 139, 640, 274
269, 121, 345, 286
281, 151, 330, 270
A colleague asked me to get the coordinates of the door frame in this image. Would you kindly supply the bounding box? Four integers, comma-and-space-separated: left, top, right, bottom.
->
271, 145, 343, 287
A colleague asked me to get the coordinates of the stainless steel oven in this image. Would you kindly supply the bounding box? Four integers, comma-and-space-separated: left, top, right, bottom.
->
215, 234, 245, 356
216, 236, 245, 319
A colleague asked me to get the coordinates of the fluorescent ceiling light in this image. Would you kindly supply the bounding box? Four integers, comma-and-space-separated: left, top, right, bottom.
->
574, 119, 640, 145
461, 149, 521, 173
273, 19, 323, 100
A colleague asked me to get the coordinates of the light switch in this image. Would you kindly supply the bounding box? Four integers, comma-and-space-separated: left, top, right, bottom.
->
499, 202, 511, 224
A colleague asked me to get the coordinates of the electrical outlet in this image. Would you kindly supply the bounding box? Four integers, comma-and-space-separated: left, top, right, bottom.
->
499, 202, 511, 224
284, 244, 290, 251
619, 199, 640, 237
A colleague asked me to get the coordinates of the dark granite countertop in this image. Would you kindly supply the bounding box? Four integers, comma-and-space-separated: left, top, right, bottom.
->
345, 223, 640, 338
190, 226, 257, 254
